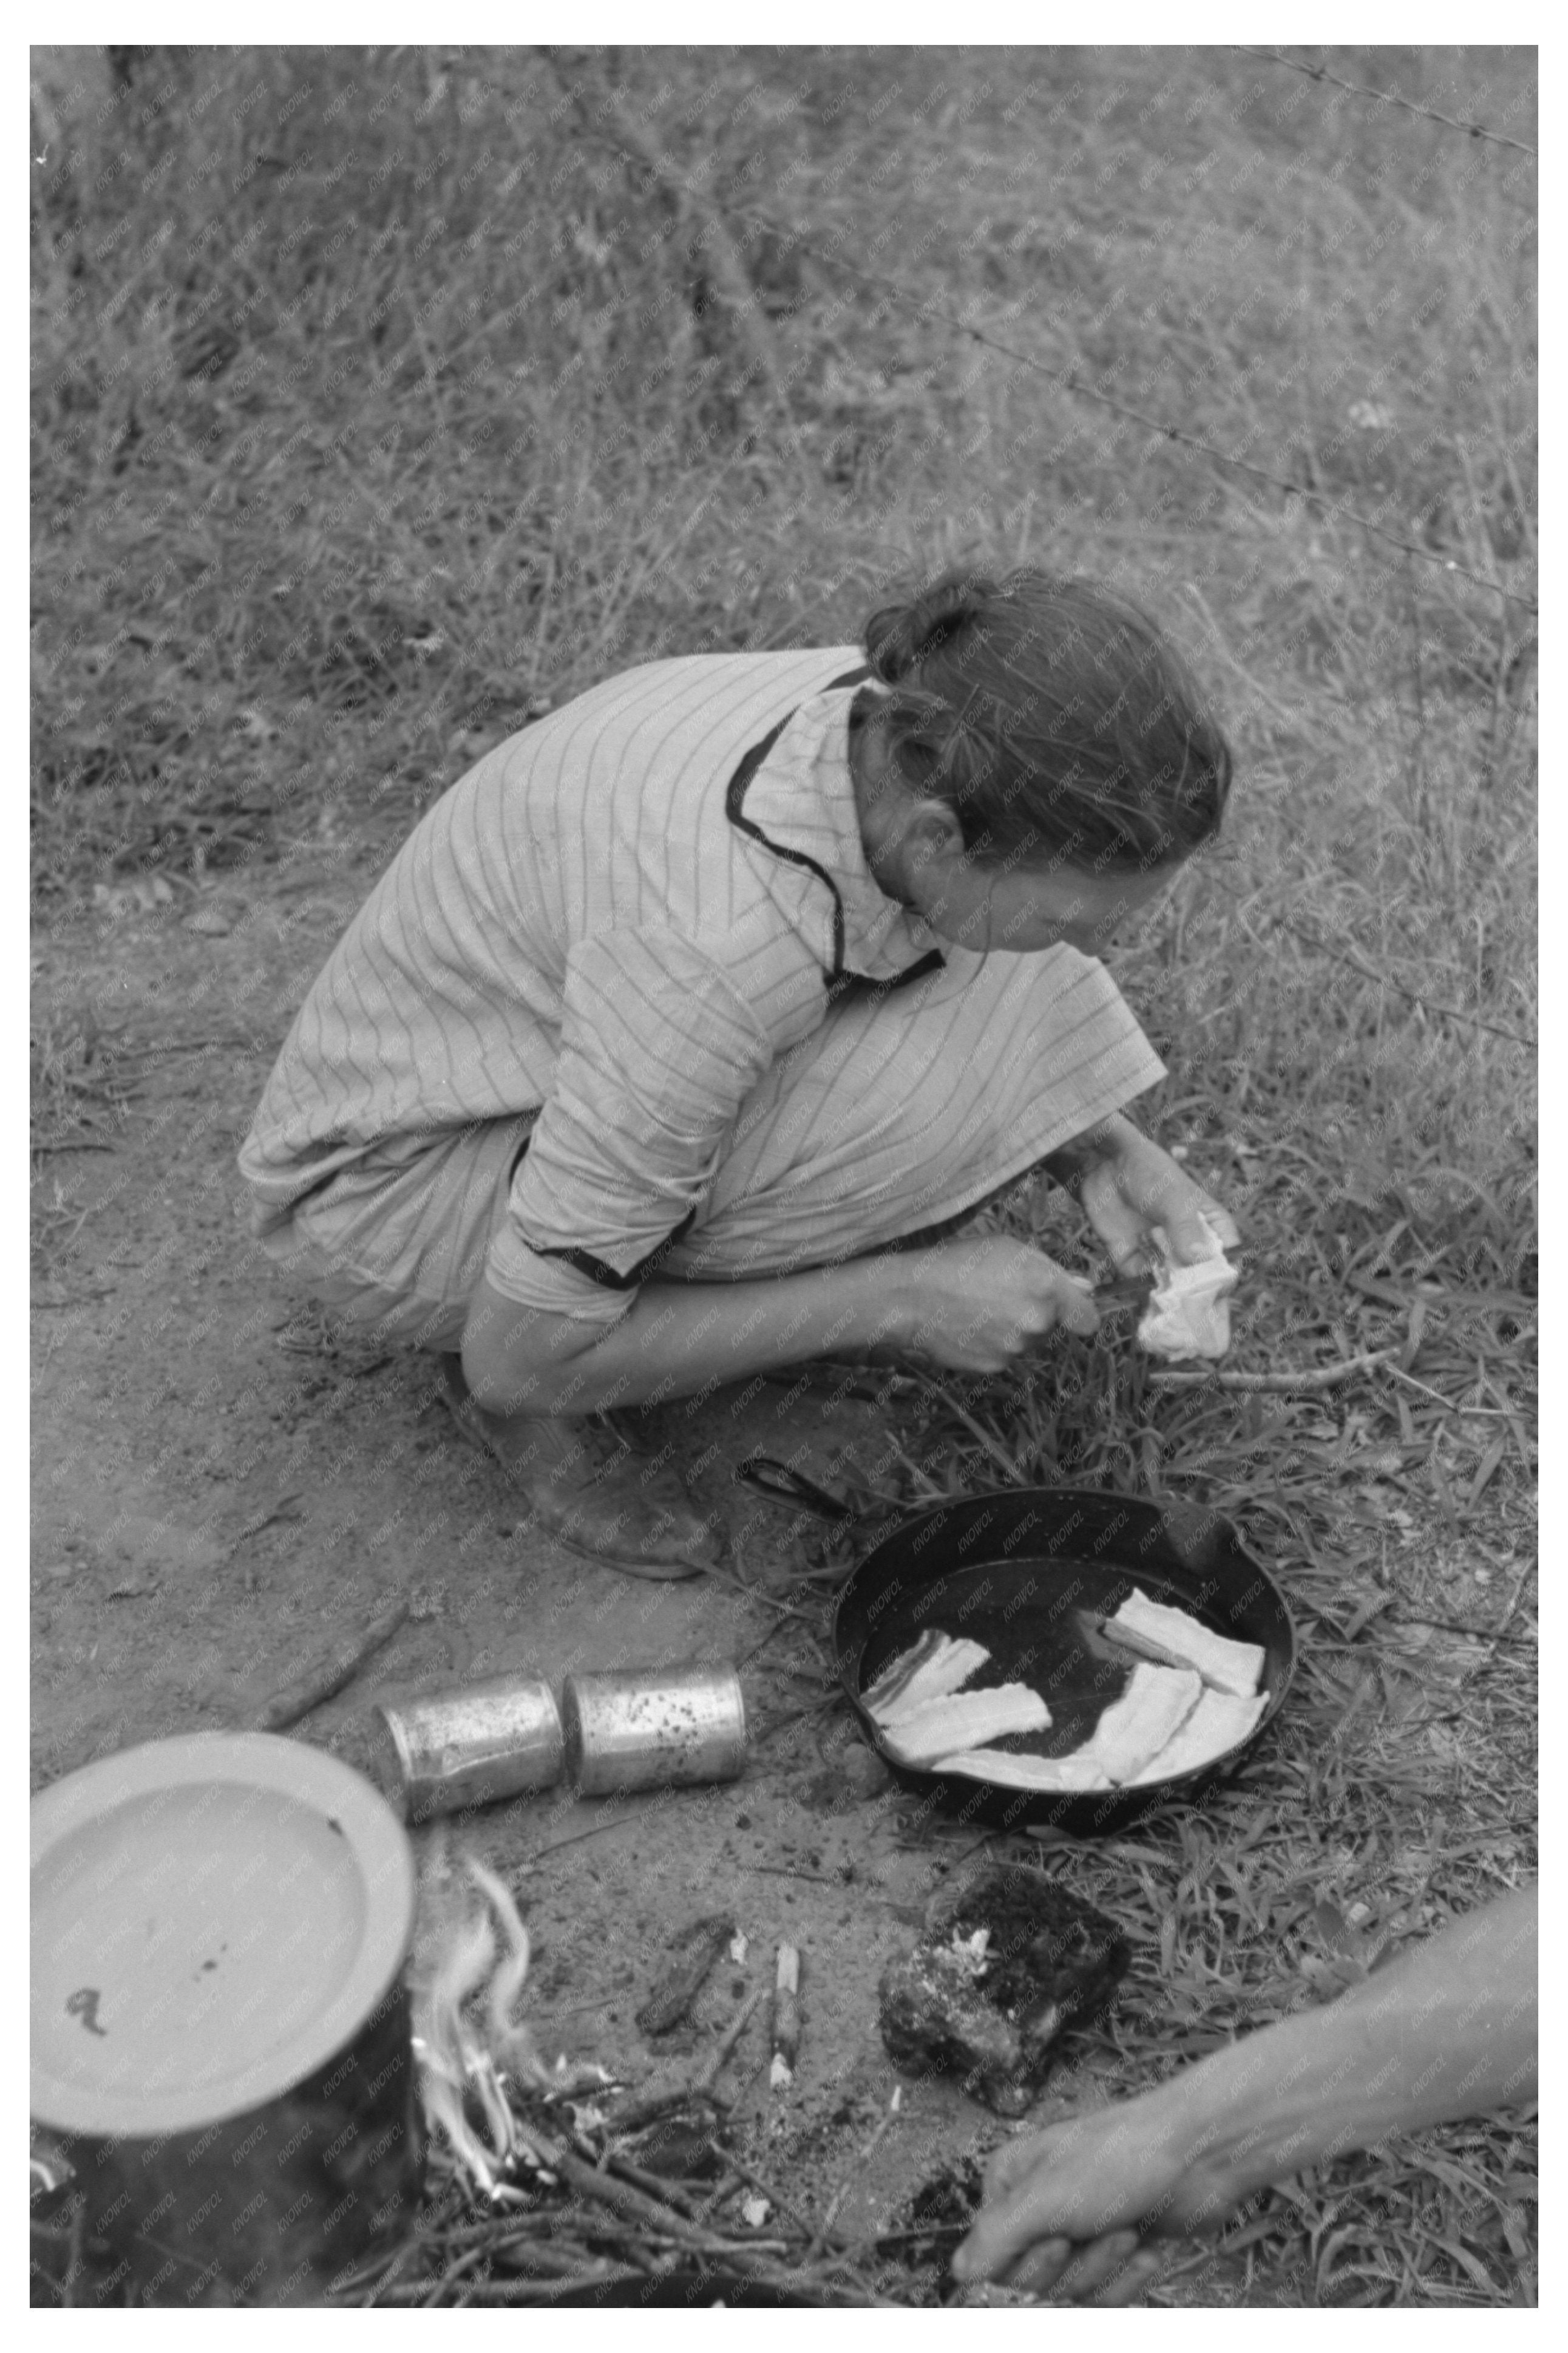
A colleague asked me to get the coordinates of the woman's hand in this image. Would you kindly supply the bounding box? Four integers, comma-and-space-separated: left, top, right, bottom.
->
1064, 1115, 1240, 1276
897, 1234, 1101, 1371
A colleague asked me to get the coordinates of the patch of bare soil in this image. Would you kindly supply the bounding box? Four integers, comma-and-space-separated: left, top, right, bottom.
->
29, 870, 1023, 2273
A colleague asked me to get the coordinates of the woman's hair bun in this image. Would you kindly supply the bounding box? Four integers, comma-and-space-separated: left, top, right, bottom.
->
864, 571, 1002, 682
855, 563, 1235, 873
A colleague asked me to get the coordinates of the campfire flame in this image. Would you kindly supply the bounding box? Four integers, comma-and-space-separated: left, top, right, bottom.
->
411, 1857, 555, 2198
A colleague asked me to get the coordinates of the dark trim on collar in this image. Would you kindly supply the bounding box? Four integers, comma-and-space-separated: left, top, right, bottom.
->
723, 667, 943, 995
826, 949, 945, 1006
725, 715, 848, 978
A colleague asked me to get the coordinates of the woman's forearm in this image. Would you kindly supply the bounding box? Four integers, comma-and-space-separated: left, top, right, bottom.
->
1155, 1887, 1538, 2221
463, 1256, 915, 1416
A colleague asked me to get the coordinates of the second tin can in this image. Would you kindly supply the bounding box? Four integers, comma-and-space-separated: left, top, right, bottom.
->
562, 1663, 747, 1796
376, 1674, 564, 1821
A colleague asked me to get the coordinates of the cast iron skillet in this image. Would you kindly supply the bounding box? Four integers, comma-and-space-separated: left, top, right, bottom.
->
826, 1483, 1297, 1836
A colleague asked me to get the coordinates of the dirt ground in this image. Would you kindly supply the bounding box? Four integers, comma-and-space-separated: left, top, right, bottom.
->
30, 859, 1027, 2261
30, 854, 1541, 2306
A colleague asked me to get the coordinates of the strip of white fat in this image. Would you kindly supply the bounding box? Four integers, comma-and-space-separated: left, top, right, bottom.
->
879, 1682, 1050, 1765
866, 1633, 991, 1721
1110, 1589, 1264, 1698
1130, 1686, 1268, 1783
1084, 1662, 1204, 1785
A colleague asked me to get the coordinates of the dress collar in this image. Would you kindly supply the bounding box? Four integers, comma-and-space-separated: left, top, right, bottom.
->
725, 687, 943, 985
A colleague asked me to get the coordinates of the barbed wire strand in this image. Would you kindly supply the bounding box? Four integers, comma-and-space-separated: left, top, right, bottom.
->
792, 233, 1539, 616
1232, 46, 1538, 160
571, 74, 1539, 1060
591, 132, 1538, 619
1278, 918, 1536, 1054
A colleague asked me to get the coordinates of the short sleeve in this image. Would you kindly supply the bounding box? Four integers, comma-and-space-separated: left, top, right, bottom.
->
483, 927, 796, 1323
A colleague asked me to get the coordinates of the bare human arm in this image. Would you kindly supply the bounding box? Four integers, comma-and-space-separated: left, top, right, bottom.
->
470, 924, 1115, 1418
460, 1110, 1240, 1418
952, 1883, 1538, 2304
460, 1230, 1102, 1417
1044, 1111, 1241, 1271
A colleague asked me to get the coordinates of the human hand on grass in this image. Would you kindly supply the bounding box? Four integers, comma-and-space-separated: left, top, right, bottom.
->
953, 1887, 1539, 2304
949, 2084, 1234, 2304
1068, 1116, 1240, 1277
898, 1234, 1101, 1371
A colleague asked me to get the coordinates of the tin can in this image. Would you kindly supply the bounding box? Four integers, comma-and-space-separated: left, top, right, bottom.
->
562, 1663, 748, 1797
376, 1674, 565, 1821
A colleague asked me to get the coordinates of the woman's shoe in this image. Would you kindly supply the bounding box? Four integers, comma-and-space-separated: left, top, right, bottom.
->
439, 1361, 721, 1580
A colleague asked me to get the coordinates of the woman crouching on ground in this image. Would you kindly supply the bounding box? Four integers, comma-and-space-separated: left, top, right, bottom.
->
240, 567, 1240, 1575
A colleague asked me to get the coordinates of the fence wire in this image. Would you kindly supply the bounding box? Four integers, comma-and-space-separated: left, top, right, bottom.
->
583, 128, 1539, 620
571, 58, 1539, 1060
1232, 46, 1538, 159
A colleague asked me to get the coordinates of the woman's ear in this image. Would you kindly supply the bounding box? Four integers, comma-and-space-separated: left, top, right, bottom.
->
906, 799, 966, 869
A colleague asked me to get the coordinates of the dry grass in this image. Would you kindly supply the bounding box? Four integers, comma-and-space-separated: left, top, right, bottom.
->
31, 43, 1535, 2308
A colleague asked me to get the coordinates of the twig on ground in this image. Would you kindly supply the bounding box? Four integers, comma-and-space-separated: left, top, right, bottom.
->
806, 2095, 901, 2259
694, 1986, 766, 2093
591, 2151, 702, 2219
419, 2244, 487, 2307
378, 2263, 645, 2305
603, 1986, 765, 2133
251, 1592, 410, 1730
722, 2154, 827, 2249
492, 2118, 875, 2297
525, 1813, 647, 1865
359, 2236, 421, 2307
1388, 1613, 1536, 1652
1146, 1351, 1393, 1394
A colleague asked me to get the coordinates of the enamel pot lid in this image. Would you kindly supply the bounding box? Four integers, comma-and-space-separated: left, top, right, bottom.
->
31, 1731, 416, 2140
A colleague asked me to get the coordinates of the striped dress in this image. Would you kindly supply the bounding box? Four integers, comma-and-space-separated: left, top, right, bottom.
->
239, 648, 1165, 1349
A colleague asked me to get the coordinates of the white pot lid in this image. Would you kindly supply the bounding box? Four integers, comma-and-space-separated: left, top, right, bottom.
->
32, 1732, 416, 2139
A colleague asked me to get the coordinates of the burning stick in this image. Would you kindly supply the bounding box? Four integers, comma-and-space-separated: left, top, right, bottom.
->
602, 1986, 765, 2134
770, 1945, 801, 2091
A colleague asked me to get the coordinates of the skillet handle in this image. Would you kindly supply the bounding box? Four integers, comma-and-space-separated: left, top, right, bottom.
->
735, 1454, 860, 1527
